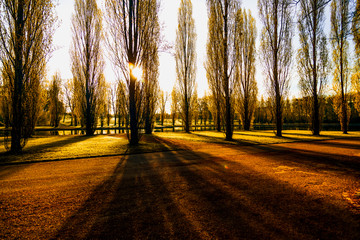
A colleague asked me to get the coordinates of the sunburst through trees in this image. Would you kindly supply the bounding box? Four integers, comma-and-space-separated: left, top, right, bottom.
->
106, 0, 160, 145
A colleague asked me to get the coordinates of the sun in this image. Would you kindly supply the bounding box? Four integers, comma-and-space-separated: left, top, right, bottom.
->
129, 63, 143, 80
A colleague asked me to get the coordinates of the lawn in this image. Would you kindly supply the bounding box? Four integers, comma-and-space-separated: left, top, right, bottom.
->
155, 130, 360, 145
0, 134, 175, 164
1, 130, 360, 164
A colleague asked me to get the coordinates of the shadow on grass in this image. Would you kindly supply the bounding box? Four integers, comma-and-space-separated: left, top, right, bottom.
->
246, 139, 360, 174
191, 132, 259, 146
55, 137, 360, 239
0, 136, 94, 179
307, 137, 360, 151
192, 131, 307, 146
23, 135, 96, 154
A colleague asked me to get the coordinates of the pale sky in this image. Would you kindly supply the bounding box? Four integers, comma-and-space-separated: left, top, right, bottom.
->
48, 0, 337, 101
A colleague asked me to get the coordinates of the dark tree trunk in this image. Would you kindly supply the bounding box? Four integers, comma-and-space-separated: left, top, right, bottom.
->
340, 41, 348, 134
312, 95, 320, 135
85, 88, 93, 136
161, 112, 164, 126
275, 93, 282, 137
184, 92, 190, 133
244, 98, 250, 130
145, 98, 152, 134
129, 71, 139, 144
224, 1, 232, 141
311, 4, 320, 136
216, 103, 221, 132
11, 1, 25, 153
225, 93, 232, 140
274, 1, 282, 137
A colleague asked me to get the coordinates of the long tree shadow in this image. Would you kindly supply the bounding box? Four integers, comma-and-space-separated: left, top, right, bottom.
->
0, 135, 95, 159
185, 133, 360, 174
54, 150, 203, 239
306, 137, 360, 151
193, 131, 318, 146
191, 132, 259, 146
0, 135, 94, 179
22, 135, 96, 153
55, 137, 360, 239
247, 140, 360, 174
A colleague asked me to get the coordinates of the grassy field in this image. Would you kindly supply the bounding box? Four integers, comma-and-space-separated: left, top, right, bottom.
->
0, 134, 176, 164
0, 130, 359, 164
155, 130, 360, 145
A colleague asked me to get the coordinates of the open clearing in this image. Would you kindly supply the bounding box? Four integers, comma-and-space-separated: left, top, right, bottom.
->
0, 132, 360, 239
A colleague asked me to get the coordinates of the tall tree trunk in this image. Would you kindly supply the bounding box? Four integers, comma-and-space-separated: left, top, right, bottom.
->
184, 92, 190, 133
244, 97, 250, 130
145, 97, 152, 134
225, 86, 232, 140
312, 1, 320, 136
85, 88, 92, 135
129, 71, 139, 144
216, 102, 221, 132
224, 0, 232, 141
313, 94, 320, 135
274, 0, 282, 137
340, 39, 348, 134
11, 1, 25, 153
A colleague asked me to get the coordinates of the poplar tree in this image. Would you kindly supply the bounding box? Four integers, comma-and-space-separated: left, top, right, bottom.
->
331, 0, 351, 134
206, 0, 240, 140
143, 10, 160, 134
170, 87, 179, 126
71, 0, 104, 136
63, 79, 78, 126
297, 0, 329, 135
205, 2, 223, 132
258, 0, 293, 137
235, 9, 258, 131
48, 73, 64, 128
159, 90, 169, 126
175, 0, 197, 133
352, 0, 360, 114
0, 0, 56, 152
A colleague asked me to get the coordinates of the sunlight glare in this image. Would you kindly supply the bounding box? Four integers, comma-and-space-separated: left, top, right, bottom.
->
129, 63, 143, 81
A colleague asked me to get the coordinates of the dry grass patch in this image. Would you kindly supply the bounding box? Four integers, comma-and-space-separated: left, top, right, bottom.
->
155, 130, 360, 145
0, 134, 176, 164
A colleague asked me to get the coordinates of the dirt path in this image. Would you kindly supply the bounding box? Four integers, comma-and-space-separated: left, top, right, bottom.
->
1, 138, 360, 239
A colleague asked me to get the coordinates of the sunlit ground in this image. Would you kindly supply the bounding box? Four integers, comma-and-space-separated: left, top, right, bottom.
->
155, 130, 360, 145
1, 130, 360, 239
1, 130, 360, 164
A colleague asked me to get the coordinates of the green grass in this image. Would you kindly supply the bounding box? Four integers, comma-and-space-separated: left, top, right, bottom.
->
1, 130, 359, 165
0, 134, 175, 164
155, 130, 360, 145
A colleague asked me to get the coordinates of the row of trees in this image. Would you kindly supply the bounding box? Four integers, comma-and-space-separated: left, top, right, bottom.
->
0, 0, 161, 151
1, 0, 360, 152
200, 0, 360, 140
169, 92, 360, 129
